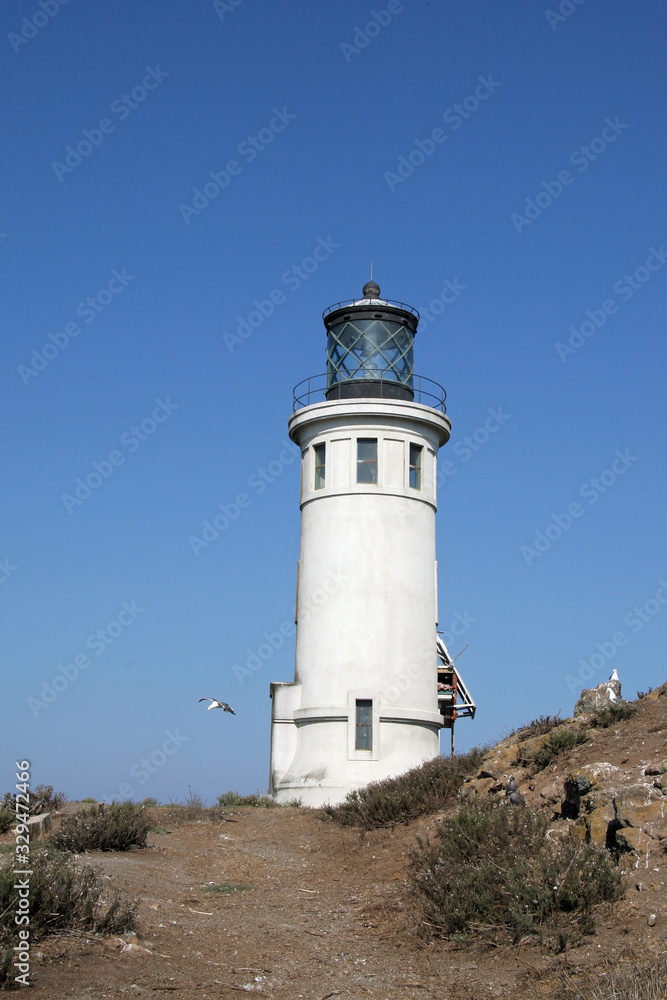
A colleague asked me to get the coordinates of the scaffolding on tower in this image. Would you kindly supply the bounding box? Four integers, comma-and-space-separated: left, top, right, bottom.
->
437, 635, 476, 756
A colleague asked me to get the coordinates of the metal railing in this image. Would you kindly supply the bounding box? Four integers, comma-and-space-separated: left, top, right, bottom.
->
292, 373, 447, 412
322, 299, 420, 321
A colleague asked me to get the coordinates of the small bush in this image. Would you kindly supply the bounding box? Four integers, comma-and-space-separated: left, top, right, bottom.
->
517, 727, 588, 771
179, 787, 207, 821
591, 703, 638, 728
216, 791, 277, 809
0, 812, 12, 836
1, 786, 66, 825
31, 786, 66, 814
0, 850, 135, 988
50, 803, 151, 853
411, 798, 623, 947
516, 714, 564, 742
321, 748, 487, 830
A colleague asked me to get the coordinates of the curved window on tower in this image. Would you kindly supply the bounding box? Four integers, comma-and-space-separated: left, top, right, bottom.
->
409, 443, 423, 490
357, 439, 377, 484
313, 442, 326, 490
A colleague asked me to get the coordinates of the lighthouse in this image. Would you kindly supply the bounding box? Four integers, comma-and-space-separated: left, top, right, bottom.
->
269, 279, 453, 807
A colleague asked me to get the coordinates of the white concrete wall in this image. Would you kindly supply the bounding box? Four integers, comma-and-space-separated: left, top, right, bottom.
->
270, 399, 451, 806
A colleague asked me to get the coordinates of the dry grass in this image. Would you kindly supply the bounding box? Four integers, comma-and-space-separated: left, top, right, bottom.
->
516, 713, 565, 741
556, 954, 667, 999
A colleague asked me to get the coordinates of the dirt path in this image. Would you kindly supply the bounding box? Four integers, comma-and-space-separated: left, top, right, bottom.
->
28, 807, 542, 999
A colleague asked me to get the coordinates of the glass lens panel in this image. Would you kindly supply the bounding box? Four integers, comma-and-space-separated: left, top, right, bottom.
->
327, 319, 414, 387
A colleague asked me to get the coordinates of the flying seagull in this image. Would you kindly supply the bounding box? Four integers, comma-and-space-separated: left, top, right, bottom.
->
199, 698, 235, 714
609, 668, 619, 682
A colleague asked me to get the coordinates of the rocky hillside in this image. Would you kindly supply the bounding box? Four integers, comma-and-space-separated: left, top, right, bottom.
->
462, 681, 667, 871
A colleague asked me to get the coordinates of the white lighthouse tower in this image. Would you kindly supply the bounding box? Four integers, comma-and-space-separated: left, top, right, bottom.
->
269, 279, 453, 807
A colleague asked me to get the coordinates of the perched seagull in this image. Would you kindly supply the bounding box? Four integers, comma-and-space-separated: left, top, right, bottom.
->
609, 668, 620, 682
506, 776, 526, 806
199, 697, 236, 714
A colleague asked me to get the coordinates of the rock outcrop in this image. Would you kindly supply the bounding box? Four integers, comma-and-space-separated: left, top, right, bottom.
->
574, 678, 623, 715
459, 680, 667, 868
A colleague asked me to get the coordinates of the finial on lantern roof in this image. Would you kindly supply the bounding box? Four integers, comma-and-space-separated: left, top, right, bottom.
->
362, 277, 381, 298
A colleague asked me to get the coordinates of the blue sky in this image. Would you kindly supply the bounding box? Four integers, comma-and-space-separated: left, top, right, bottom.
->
2, 0, 666, 803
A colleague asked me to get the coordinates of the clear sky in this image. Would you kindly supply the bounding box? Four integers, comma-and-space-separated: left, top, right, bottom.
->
2, 0, 666, 804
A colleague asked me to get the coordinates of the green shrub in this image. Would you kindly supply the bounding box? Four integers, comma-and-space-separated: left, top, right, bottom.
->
50, 803, 151, 853
0, 812, 12, 836
591, 703, 638, 728
411, 798, 623, 948
216, 791, 277, 809
517, 727, 588, 771
321, 748, 487, 830
0, 850, 135, 988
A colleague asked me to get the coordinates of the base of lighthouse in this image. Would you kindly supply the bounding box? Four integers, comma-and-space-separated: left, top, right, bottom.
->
270, 685, 443, 806
269, 396, 451, 808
